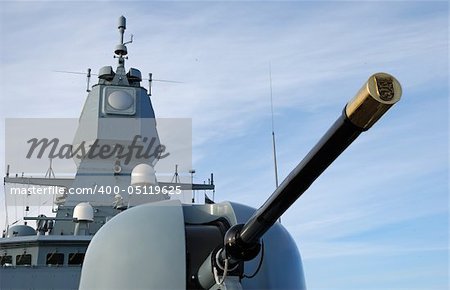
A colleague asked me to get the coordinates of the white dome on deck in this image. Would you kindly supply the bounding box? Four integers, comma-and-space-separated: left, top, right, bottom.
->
73, 202, 94, 222
131, 163, 157, 185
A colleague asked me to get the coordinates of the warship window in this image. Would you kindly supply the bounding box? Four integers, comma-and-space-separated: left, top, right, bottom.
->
0, 255, 12, 265
16, 254, 32, 265
68, 253, 85, 265
46, 253, 64, 265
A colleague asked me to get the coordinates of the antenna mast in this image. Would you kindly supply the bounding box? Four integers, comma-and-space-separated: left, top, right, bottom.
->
45, 158, 56, 179
269, 64, 279, 188
171, 164, 181, 183
86, 68, 91, 92
114, 16, 132, 65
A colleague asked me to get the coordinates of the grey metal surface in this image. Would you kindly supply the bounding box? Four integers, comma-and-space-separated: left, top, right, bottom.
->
51, 205, 119, 236
6, 225, 36, 237
0, 266, 81, 290
68, 83, 160, 206
78, 200, 306, 289
79, 199, 186, 290
0, 234, 92, 245
3, 177, 74, 188
182, 201, 237, 225
229, 202, 307, 290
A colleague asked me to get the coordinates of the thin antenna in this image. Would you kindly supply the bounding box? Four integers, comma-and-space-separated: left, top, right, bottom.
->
269, 63, 279, 188
211, 173, 215, 201
189, 169, 196, 203
86, 68, 91, 92
54, 70, 183, 84
148, 73, 153, 96
45, 158, 56, 179
171, 164, 181, 183
3, 177, 10, 233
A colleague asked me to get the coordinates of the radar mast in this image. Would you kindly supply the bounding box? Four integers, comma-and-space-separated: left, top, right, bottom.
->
112, 16, 133, 86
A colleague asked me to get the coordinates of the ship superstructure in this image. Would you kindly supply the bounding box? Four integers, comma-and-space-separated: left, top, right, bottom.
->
0, 16, 213, 290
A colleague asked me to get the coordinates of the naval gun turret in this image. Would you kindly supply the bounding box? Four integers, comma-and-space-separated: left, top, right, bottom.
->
196, 73, 402, 289
79, 65, 401, 289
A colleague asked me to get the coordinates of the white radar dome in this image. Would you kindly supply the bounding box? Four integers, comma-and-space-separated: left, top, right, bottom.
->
107, 91, 133, 110
131, 164, 157, 186
73, 202, 94, 222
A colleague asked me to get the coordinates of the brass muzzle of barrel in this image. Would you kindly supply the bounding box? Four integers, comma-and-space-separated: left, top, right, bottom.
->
345, 72, 402, 130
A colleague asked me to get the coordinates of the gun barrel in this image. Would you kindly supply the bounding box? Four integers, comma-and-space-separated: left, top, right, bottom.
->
239, 72, 401, 245
197, 73, 401, 289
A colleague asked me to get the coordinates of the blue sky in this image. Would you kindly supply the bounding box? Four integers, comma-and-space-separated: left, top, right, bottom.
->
0, 1, 448, 289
